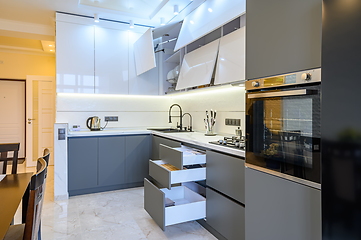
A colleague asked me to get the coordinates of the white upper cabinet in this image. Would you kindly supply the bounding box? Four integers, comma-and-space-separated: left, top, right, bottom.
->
94, 27, 129, 94
176, 39, 220, 90
215, 27, 246, 85
128, 31, 159, 95
56, 22, 95, 93
174, 0, 246, 51
133, 28, 156, 76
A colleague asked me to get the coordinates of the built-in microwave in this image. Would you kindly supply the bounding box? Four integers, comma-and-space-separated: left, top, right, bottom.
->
245, 69, 321, 184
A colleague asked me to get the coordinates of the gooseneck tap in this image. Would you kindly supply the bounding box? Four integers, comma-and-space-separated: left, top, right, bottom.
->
169, 104, 183, 130
182, 113, 193, 132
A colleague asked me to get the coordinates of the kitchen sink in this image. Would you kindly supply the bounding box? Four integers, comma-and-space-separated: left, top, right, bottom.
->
147, 128, 191, 133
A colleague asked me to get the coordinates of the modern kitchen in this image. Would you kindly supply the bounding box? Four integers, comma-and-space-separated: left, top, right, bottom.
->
0, 0, 360, 239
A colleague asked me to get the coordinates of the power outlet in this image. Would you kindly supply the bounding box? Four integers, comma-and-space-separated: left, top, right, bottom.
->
225, 118, 241, 126
105, 116, 118, 122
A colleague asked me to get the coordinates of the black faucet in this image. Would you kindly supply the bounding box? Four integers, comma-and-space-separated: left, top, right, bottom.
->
182, 113, 193, 132
169, 104, 182, 130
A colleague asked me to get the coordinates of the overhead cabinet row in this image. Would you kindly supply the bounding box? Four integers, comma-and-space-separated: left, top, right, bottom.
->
56, 16, 159, 95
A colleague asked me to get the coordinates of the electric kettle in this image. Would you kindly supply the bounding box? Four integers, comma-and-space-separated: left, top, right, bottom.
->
86, 116, 101, 131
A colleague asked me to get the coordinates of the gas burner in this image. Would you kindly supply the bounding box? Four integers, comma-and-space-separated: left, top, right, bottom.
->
209, 136, 245, 149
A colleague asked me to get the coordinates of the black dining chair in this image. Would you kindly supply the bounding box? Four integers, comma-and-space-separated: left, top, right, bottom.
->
3, 157, 48, 240
0, 143, 20, 174
37, 148, 50, 240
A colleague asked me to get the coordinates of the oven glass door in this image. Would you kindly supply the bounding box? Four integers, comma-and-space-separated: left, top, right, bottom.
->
246, 84, 321, 183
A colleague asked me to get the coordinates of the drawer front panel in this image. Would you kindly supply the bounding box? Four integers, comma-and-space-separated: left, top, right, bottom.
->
144, 178, 165, 230
206, 150, 245, 203
206, 188, 245, 240
149, 160, 206, 189
152, 136, 181, 160
144, 178, 206, 231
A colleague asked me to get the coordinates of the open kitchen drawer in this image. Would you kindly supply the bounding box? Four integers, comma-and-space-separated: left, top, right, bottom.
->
144, 178, 206, 231
149, 144, 206, 189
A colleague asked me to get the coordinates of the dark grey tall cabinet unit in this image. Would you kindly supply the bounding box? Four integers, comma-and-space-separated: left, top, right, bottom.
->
322, 1, 361, 239
246, 0, 322, 80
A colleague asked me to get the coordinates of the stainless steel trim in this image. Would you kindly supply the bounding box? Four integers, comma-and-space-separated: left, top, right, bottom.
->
245, 163, 321, 190
247, 89, 310, 99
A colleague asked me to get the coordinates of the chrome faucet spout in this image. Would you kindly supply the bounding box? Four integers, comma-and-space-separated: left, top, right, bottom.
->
169, 104, 183, 129
182, 113, 193, 132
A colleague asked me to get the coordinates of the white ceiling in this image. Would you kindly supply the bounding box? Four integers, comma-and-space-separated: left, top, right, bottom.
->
0, 0, 205, 33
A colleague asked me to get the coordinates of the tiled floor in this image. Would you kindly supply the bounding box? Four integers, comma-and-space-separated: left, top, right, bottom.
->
13, 164, 217, 240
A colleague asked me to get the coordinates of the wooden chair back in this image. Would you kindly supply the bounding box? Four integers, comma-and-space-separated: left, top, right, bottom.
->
0, 143, 20, 174
42, 148, 50, 166
24, 158, 47, 240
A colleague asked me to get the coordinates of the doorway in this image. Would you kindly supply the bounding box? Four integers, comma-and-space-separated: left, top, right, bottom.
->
0, 79, 26, 161
26, 76, 55, 167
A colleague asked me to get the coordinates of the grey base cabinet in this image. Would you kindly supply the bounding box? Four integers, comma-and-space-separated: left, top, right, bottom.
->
206, 188, 245, 240
68, 134, 151, 196
206, 150, 245, 203
245, 167, 321, 240
125, 135, 151, 183
98, 136, 126, 187
68, 137, 98, 191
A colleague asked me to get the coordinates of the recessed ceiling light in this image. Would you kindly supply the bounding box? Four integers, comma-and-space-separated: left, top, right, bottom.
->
160, 17, 165, 26
129, 20, 134, 28
208, 8, 213, 12
49, 45, 53, 47
190, 20, 194, 24
94, 13, 99, 23
174, 5, 179, 15
50, 50, 53, 52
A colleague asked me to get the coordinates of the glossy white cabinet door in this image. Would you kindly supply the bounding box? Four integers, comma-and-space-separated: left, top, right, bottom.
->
133, 28, 156, 76
128, 31, 159, 95
215, 28, 246, 85
174, 0, 246, 51
56, 22, 95, 93
94, 27, 129, 94
176, 39, 219, 90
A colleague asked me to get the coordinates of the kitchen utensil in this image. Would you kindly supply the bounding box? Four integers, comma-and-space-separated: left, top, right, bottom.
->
235, 127, 242, 137
86, 116, 101, 131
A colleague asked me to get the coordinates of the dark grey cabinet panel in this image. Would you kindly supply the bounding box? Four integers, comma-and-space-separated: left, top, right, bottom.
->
151, 135, 181, 159
206, 188, 245, 240
125, 135, 151, 183
98, 136, 126, 187
246, 0, 322, 80
68, 137, 98, 191
206, 150, 245, 203
245, 167, 321, 240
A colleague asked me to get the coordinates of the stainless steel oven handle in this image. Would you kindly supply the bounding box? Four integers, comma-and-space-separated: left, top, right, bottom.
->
247, 89, 316, 99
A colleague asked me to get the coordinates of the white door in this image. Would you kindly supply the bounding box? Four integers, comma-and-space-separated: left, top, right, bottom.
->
26, 76, 55, 167
0, 80, 26, 158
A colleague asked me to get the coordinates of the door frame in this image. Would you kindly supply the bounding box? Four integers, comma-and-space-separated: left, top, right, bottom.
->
26, 75, 55, 167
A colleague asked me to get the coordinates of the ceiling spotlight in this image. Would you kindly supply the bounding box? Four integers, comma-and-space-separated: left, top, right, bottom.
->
160, 17, 165, 26
208, 8, 213, 12
129, 20, 134, 28
94, 13, 99, 23
50, 50, 54, 52
174, 5, 179, 15
49, 44, 53, 47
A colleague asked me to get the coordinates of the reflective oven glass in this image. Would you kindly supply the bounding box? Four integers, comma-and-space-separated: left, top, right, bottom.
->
246, 84, 321, 183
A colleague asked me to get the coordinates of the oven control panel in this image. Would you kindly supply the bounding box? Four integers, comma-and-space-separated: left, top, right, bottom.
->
246, 68, 321, 90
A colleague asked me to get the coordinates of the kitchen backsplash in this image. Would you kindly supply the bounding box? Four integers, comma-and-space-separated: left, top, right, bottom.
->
56, 85, 245, 135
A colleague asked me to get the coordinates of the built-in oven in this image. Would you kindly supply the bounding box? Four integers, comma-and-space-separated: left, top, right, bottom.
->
245, 69, 321, 184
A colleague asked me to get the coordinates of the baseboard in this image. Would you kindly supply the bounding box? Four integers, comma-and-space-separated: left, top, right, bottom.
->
68, 182, 144, 197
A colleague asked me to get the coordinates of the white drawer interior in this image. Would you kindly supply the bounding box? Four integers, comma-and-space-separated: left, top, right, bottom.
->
150, 160, 206, 188
162, 185, 206, 226
173, 146, 206, 165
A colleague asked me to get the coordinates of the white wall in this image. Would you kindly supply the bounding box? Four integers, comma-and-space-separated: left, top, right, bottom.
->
56, 85, 245, 135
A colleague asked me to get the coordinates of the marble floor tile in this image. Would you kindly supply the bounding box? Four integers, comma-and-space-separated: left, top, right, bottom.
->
13, 164, 217, 240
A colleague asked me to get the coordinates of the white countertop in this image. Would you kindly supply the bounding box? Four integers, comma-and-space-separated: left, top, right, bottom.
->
67, 128, 245, 158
